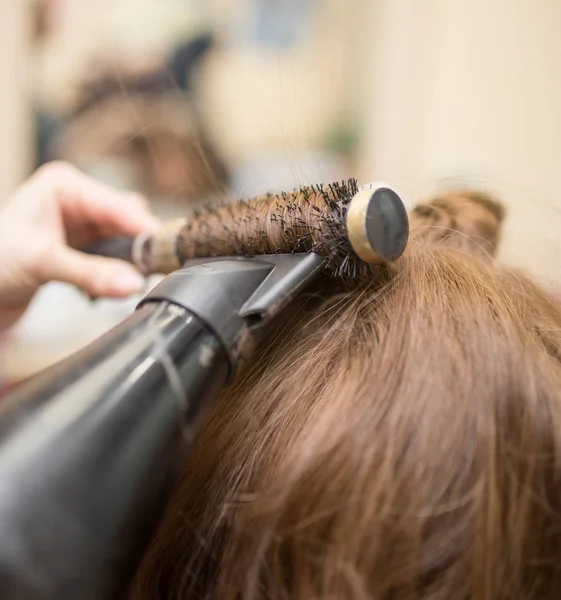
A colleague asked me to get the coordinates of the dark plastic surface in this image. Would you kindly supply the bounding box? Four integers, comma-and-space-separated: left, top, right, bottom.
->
140, 253, 326, 375
0, 302, 229, 599
82, 236, 134, 264
366, 188, 409, 262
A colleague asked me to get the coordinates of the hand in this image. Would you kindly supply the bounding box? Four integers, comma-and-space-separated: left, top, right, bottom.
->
0, 162, 160, 328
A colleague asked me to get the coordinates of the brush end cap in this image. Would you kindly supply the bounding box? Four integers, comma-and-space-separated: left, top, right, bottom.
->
346, 186, 409, 264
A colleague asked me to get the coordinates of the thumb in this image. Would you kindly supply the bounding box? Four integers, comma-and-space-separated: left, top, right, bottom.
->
46, 247, 146, 298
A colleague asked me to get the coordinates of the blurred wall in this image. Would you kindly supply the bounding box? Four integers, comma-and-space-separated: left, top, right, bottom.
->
0, 1, 32, 201
199, 0, 363, 167
358, 0, 561, 285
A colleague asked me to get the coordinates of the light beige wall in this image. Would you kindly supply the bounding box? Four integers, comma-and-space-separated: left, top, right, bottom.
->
358, 0, 561, 284
199, 0, 358, 163
0, 0, 32, 200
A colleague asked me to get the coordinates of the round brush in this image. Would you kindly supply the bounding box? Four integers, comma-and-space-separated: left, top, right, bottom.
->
85, 179, 409, 279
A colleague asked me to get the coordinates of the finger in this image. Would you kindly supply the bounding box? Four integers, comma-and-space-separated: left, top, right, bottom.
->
45, 247, 146, 298
34, 162, 161, 238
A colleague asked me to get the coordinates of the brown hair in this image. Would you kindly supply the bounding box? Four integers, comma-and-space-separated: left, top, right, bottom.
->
130, 189, 561, 599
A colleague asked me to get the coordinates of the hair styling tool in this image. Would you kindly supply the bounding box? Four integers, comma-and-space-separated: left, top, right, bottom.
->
85, 179, 409, 279
0, 182, 408, 600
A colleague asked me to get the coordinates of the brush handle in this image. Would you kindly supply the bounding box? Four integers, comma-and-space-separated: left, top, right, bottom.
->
83, 237, 135, 264
83, 219, 187, 275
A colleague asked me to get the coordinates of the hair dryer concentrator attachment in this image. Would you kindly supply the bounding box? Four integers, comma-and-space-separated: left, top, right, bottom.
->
140, 252, 327, 378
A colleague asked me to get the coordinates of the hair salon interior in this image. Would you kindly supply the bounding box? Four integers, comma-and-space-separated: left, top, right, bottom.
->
2, 0, 561, 384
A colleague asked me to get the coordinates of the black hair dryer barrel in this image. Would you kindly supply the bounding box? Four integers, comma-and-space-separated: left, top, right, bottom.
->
0, 252, 327, 600
0, 301, 230, 599
0, 302, 229, 600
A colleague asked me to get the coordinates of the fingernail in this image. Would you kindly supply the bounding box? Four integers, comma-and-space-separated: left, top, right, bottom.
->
110, 270, 145, 295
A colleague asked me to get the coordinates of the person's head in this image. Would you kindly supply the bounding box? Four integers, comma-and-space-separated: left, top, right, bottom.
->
131, 189, 561, 599
47, 34, 229, 202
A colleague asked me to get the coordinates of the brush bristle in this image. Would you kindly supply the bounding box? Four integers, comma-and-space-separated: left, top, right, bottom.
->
176, 178, 374, 279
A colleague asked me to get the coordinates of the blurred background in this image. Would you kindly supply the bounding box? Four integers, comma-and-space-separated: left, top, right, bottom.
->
2, 0, 561, 383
